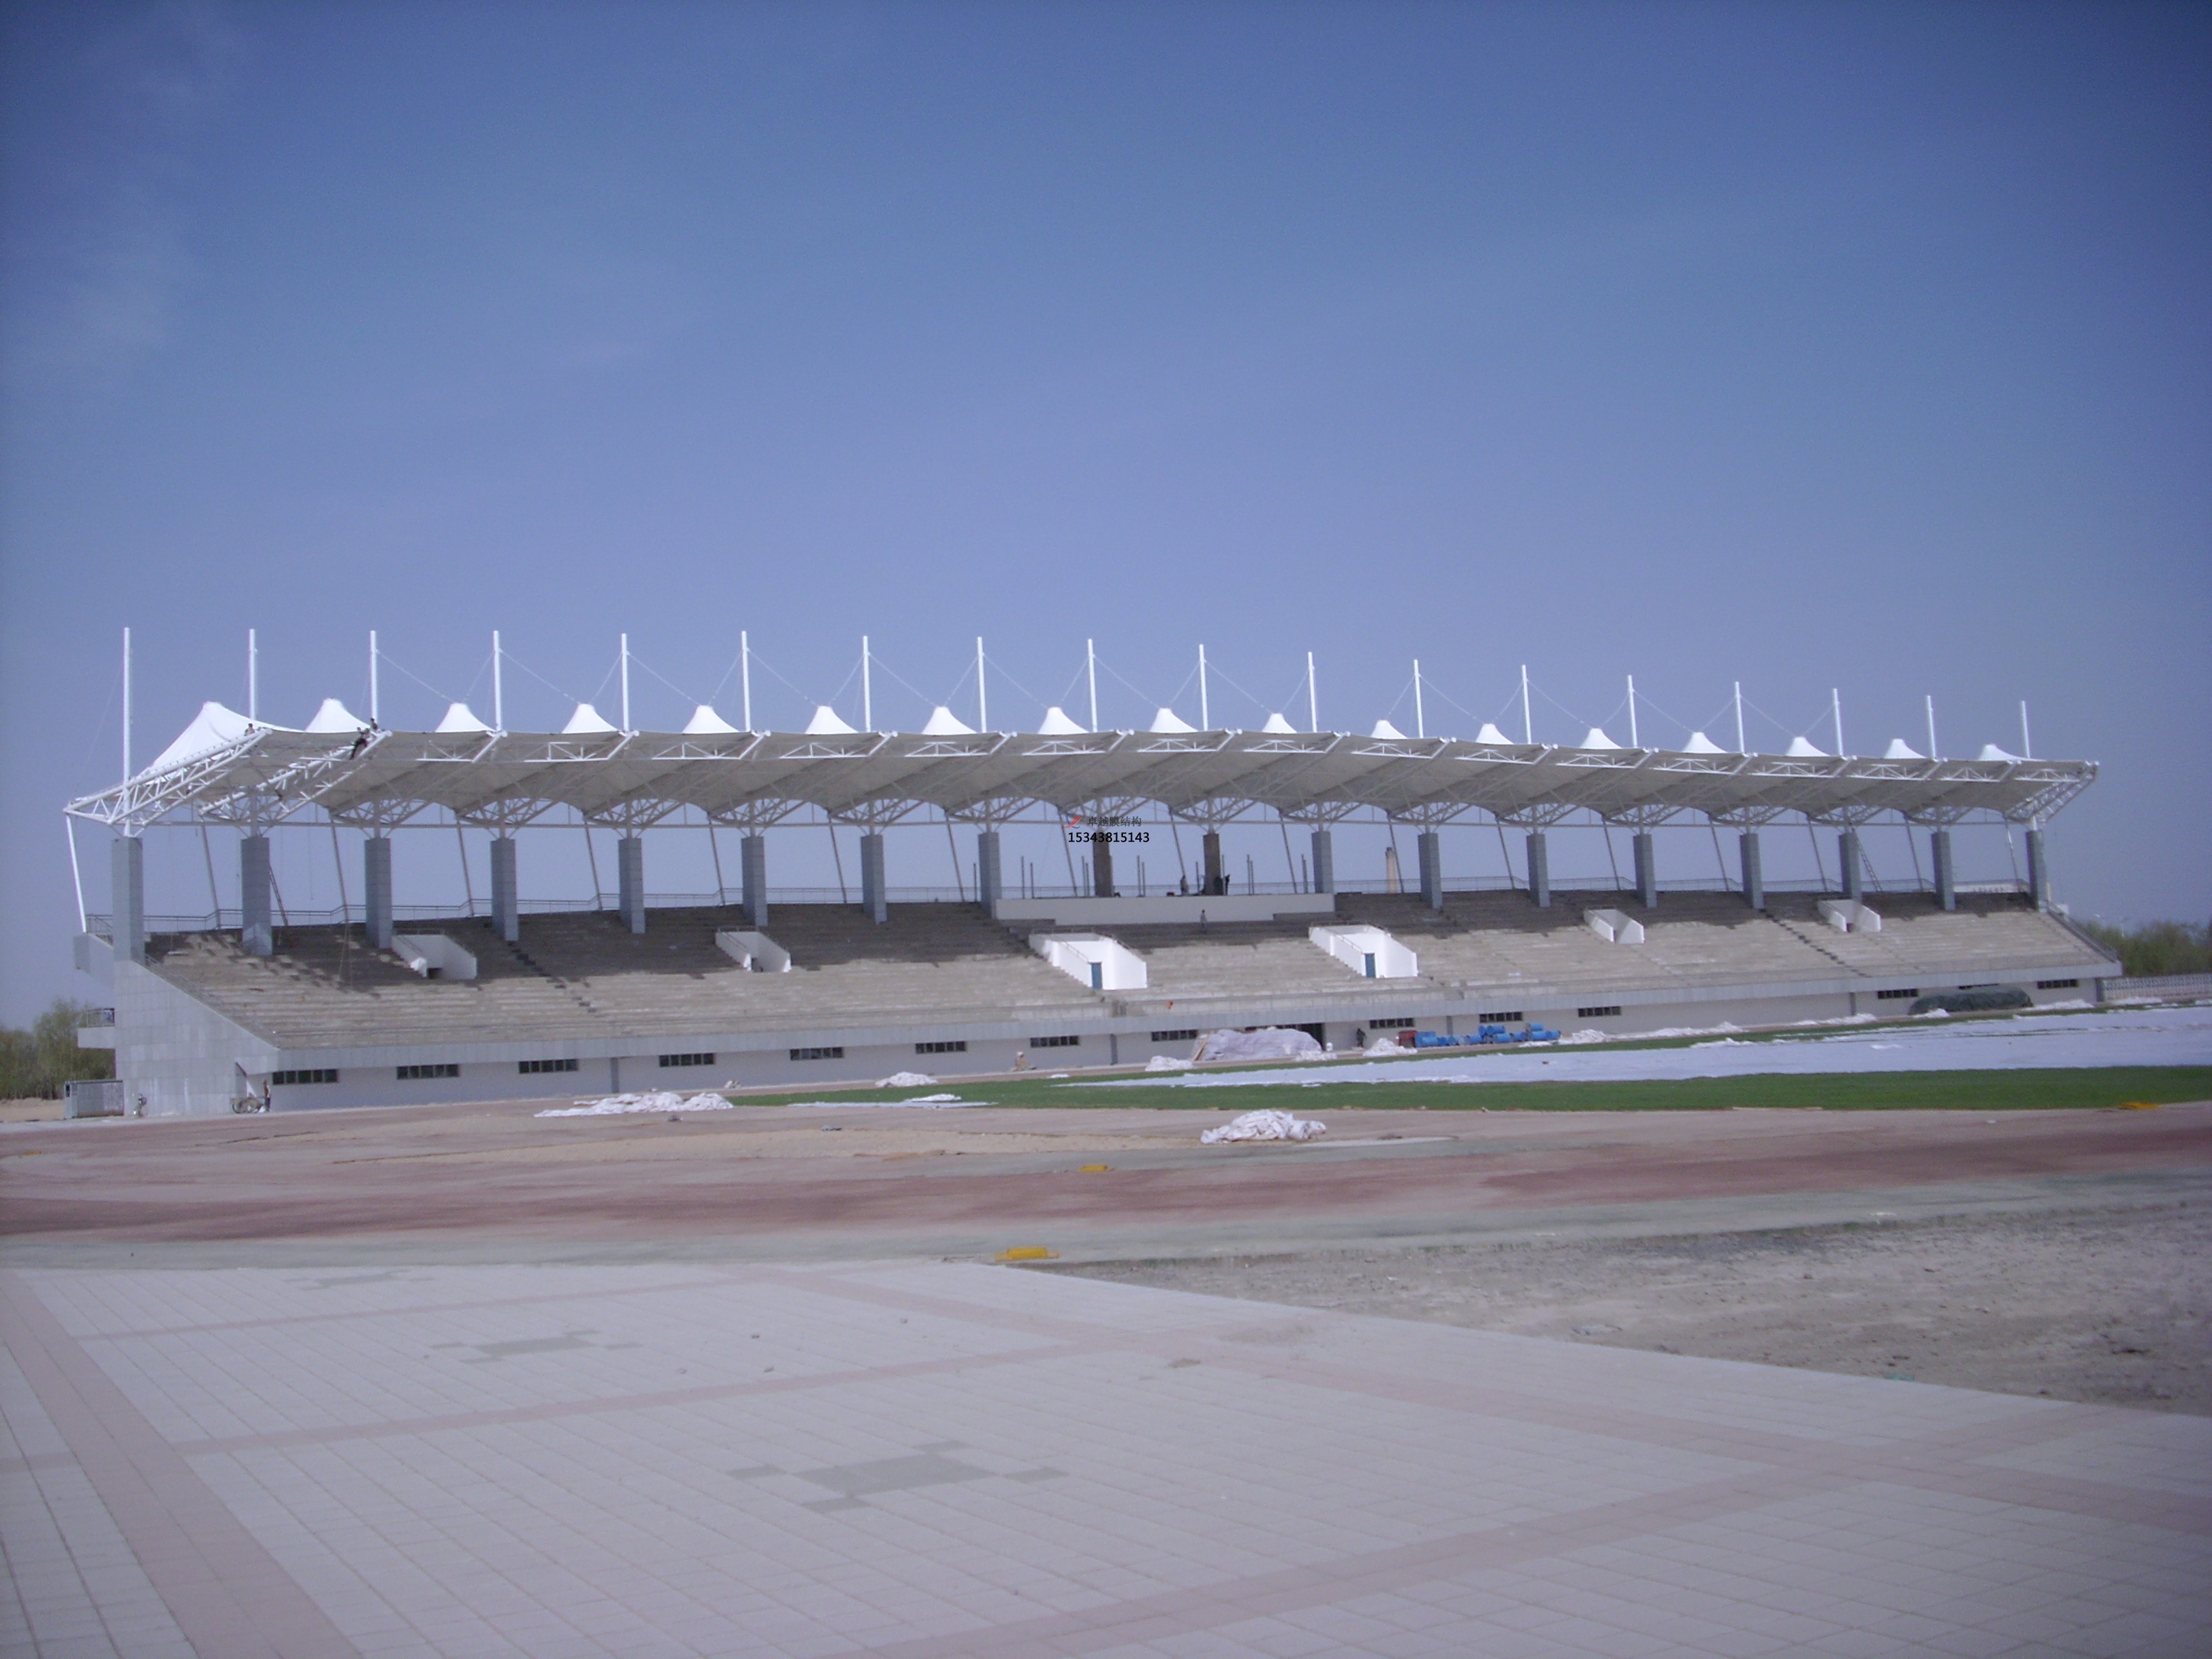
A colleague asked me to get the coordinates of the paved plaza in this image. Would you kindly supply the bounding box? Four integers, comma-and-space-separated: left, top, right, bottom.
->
4, 1255, 2209, 1658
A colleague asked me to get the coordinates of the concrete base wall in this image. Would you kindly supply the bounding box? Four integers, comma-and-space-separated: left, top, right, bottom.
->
118, 966, 2107, 1115
112, 960, 277, 1118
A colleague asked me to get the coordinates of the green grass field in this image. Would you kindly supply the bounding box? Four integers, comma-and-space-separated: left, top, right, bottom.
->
721, 1066, 2212, 1115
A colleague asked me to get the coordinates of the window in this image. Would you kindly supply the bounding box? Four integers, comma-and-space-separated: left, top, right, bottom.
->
396, 1063, 459, 1080
1150, 1029, 1199, 1043
1576, 1006, 1622, 1019
1369, 1017, 1414, 1031
2037, 979, 2080, 991
270, 1069, 337, 1086
790, 1046, 844, 1062
1876, 988, 1919, 1001
659, 1052, 716, 1068
1477, 1010, 1524, 1023
1027, 1034, 1080, 1048
915, 1040, 967, 1054
518, 1058, 579, 1075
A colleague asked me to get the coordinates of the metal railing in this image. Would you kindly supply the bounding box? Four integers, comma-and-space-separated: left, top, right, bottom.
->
2105, 972, 2212, 1000
82, 873, 2030, 941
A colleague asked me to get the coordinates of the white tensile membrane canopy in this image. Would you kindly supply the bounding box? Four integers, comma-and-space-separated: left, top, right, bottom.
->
145, 702, 267, 774
304, 699, 367, 733
75, 694, 2097, 834
684, 704, 740, 735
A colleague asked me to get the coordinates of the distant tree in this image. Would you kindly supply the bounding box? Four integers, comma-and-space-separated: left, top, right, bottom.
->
2078, 918, 2212, 979
0, 998, 115, 1099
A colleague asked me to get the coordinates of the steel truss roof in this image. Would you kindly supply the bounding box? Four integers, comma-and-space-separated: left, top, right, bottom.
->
66, 722, 2097, 836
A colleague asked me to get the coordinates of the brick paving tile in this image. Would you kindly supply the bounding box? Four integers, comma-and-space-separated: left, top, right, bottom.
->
4, 1260, 2209, 1659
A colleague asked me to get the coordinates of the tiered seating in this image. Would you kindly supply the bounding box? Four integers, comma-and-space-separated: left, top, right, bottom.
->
535, 904, 1097, 1033
1104, 919, 1402, 1011
1331, 891, 1830, 995
148, 890, 2108, 1052
148, 925, 607, 1049
1762, 894, 2100, 982
150, 903, 1099, 1048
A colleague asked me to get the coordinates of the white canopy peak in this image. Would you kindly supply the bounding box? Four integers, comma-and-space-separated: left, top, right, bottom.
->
1036, 705, 1086, 735
1978, 743, 2020, 762
1681, 731, 1725, 754
1149, 708, 1197, 734
144, 701, 266, 777
1883, 738, 1925, 760
436, 702, 491, 735
805, 705, 858, 735
1786, 736, 1827, 758
920, 705, 975, 736
683, 704, 739, 735
1475, 722, 1512, 745
1261, 712, 1297, 734
304, 698, 368, 734
562, 703, 617, 735
1370, 720, 1408, 740
1579, 727, 1620, 750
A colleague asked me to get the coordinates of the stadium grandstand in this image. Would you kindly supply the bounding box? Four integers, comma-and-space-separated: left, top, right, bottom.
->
66, 636, 2112, 1115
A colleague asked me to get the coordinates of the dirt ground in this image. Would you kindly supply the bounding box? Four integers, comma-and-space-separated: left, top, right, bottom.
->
0, 1097, 63, 1124
1060, 1200, 2212, 1416
8, 1099, 2209, 1416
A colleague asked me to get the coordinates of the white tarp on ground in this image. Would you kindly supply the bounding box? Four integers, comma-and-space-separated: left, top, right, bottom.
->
1101, 1006, 2212, 1090
1202, 1108, 1328, 1143
1195, 1027, 1325, 1063
876, 1070, 937, 1087
538, 1090, 733, 1117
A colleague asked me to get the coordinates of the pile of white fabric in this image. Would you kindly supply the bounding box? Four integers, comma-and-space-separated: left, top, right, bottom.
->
1554, 1029, 1610, 1046
1362, 1036, 1408, 1057
1200, 1108, 1327, 1144
537, 1090, 733, 1118
1195, 1027, 1325, 1064
1145, 1054, 1194, 1072
876, 1070, 937, 1088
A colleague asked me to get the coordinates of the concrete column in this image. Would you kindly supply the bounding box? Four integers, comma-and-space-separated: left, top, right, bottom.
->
1738, 830, 1765, 911
859, 832, 886, 923
1202, 831, 1223, 895
741, 833, 768, 928
1525, 832, 1551, 908
490, 836, 518, 943
976, 830, 1002, 910
364, 835, 393, 949
1931, 828, 1956, 911
1090, 827, 1114, 897
110, 835, 145, 964
1310, 828, 1335, 895
1633, 831, 1657, 909
617, 835, 645, 935
1839, 829, 1864, 901
241, 832, 274, 956
1416, 830, 1442, 911
2026, 827, 2049, 910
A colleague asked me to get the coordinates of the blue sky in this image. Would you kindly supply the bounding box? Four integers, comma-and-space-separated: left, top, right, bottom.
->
3, 1, 2207, 1019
